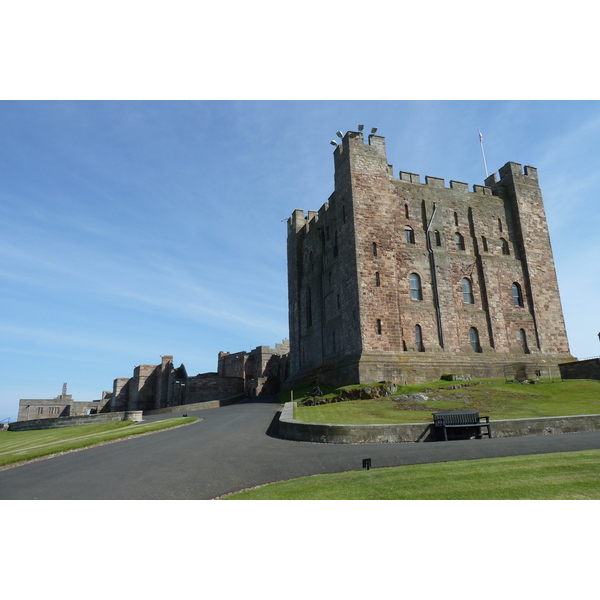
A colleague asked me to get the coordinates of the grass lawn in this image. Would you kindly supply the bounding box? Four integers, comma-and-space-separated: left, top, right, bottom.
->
291, 379, 600, 424
0, 417, 197, 467
226, 449, 600, 499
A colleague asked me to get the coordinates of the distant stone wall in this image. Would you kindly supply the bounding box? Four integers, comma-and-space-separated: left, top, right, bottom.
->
17, 396, 109, 421
144, 395, 244, 415
185, 375, 245, 404
559, 358, 600, 380
8, 411, 143, 431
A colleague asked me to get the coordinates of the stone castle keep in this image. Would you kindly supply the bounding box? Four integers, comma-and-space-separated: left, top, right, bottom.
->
286, 129, 574, 387
17, 127, 581, 422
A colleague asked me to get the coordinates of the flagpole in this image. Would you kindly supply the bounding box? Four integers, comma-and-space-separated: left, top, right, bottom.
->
478, 128, 489, 178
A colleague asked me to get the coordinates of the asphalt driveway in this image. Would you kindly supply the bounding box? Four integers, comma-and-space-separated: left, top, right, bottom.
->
2, 396, 600, 499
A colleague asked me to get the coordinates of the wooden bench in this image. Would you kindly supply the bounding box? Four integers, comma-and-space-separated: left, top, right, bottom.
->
432, 410, 492, 441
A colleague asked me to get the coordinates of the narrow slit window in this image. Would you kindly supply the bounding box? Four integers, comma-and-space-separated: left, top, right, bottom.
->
520, 328, 530, 354
469, 327, 481, 353
434, 230, 441, 246
462, 278, 474, 304
501, 238, 510, 255
415, 324, 424, 352
455, 232, 465, 251
409, 273, 422, 301
372, 242, 377, 257
405, 226, 415, 244
481, 235, 488, 252
376, 319, 382, 335
512, 282, 524, 307
375, 272, 380, 287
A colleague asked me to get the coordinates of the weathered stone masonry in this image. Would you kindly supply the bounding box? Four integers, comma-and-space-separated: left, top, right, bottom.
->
287, 130, 574, 386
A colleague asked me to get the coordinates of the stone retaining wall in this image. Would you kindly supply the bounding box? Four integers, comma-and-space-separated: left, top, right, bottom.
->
559, 359, 600, 380
277, 402, 600, 443
8, 411, 143, 431
144, 395, 245, 416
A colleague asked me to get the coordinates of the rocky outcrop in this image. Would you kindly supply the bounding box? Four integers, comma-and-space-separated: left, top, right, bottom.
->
300, 382, 398, 405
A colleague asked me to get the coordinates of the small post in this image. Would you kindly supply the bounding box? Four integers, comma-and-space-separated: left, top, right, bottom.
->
362, 458, 371, 470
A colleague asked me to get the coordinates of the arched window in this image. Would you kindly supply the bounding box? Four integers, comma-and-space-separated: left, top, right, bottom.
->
405, 225, 415, 244
519, 329, 530, 354
469, 327, 481, 353
498, 218, 503, 232
375, 272, 380, 287
409, 273, 422, 301
376, 319, 382, 335
415, 324, 424, 352
462, 278, 474, 304
455, 232, 465, 251
434, 230, 441, 246
481, 235, 488, 252
405, 203, 410, 219
501, 238, 510, 255
512, 282, 524, 307
372, 242, 377, 257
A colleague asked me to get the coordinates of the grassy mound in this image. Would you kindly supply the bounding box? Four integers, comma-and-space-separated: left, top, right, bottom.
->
286, 378, 600, 424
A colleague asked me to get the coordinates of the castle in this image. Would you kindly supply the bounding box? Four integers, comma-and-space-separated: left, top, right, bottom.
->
286, 128, 574, 387
16, 127, 581, 423
17, 341, 289, 420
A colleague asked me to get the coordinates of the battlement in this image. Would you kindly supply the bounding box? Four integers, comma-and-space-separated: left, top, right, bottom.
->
333, 130, 387, 159
486, 162, 539, 187
288, 203, 329, 235
398, 170, 494, 195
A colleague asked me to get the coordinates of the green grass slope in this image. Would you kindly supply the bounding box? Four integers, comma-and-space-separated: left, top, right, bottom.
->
0, 417, 197, 467
227, 449, 600, 500
289, 379, 600, 424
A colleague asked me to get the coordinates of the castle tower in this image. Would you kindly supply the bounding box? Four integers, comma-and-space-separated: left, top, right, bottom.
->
286, 130, 573, 386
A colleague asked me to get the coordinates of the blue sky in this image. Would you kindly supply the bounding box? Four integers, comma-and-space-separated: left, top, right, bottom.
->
1, 100, 599, 421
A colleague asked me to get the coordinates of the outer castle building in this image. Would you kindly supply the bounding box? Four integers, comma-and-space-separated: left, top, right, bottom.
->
286, 129, 574, 386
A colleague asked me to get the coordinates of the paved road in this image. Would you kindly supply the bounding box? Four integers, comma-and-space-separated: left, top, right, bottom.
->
3, 396, 600, 499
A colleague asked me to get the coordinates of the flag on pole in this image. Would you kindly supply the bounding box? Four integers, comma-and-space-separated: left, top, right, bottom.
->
478, 128, 489, 178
